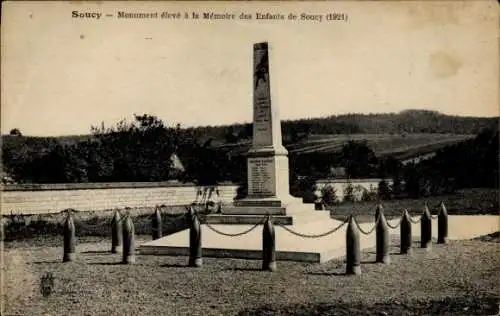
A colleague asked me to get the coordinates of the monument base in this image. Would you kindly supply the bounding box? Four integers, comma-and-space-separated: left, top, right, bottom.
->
138, 215, 500, 263
230, 194, 304, 215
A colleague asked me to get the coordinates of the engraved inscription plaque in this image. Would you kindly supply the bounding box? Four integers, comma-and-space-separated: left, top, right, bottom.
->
247, 157, 275, 197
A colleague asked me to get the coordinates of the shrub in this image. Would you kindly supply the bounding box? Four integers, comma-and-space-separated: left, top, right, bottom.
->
378, 179, 392, 200
361, 187, 377, 202
343, 181, 355, 203
321, 185, 338, 206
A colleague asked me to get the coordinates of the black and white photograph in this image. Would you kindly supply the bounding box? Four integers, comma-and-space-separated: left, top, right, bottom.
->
1, 1, 499, 315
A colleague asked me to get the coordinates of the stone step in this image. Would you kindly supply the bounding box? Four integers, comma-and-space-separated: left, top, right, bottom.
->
220, 206, 286, 216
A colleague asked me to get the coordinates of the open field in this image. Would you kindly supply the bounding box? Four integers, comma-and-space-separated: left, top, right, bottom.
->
2, 233, 499, 316
215, 133, 476, 159
328, 188, 499, 223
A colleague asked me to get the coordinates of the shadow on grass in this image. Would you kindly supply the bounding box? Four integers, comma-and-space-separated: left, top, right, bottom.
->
223, 267, 263, 272
81, 250, 112, 255
305, 271, 347, 277
237, 296, 500, 316
160, 263, 189, 268
86, 262, 124, 266
31, 260, 61, 264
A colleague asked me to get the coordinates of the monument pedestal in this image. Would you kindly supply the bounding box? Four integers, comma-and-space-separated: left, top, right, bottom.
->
139, 41, 345, 262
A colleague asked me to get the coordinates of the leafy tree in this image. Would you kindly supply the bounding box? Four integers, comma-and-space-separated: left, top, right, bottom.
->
391, 174, 403, 199
224, 126, 238, 143
340, 141, 378, 178
378, 179, 391, 200
9, 128, 22, 136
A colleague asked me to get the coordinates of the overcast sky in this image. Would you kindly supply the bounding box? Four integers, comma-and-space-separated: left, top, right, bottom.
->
1, 1, 498, 136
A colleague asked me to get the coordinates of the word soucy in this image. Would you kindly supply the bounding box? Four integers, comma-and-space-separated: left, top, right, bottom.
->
72, 11, 102, 19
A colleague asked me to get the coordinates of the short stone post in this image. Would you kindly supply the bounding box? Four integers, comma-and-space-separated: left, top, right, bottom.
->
400, 210, 412, 255
437, 202, 448, 244
122, 216, 136, 264
375, 207, 390, 264
111, 210, 122, 253
346, 215, 361, 275
63, 212, 76, 262
189, 213, 202, 267
262, 216, 276, 272
152, 207, 162, 240
420, 205, 432, 249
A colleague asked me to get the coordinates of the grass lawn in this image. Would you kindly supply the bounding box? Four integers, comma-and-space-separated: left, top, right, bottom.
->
328, 188, 499, 223
2, 233, 499, 316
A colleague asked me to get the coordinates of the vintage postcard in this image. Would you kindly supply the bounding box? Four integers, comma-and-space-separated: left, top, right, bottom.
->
1, 1, 499, 315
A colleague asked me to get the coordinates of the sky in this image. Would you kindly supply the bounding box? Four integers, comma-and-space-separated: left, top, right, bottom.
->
1, 1, 498, 136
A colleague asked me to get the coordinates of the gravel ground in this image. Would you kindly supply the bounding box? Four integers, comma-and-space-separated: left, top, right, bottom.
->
2, 233, 499, 316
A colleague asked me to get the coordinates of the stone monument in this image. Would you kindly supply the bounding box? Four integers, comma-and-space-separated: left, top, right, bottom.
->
232, 42, 301, 212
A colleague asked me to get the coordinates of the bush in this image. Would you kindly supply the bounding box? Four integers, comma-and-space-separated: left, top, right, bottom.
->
321, 185, 338, 206
290, 176, 317, 203
343, 181, 355, 203
361, 187, 377, 202
378, 180, 392, 200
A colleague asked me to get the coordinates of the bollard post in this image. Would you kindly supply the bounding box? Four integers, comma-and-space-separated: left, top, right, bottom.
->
375, 207, 390, 264
262, 216, 276, 272
437, 202, 448, 244
346, 215, 361, 275
122, 216, 136, 264
188, 213, 202, 267
420, 205, 432, 250
152, 207, 163, 240
63, 212, 76, 262
188, 205, 196, 218
374, 204, 382, 222
400, 210, 412, 255
111, 210, 122, 253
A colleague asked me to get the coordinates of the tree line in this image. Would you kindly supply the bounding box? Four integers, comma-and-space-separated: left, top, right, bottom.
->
188, 109, 498, 144
2, 113, 498, 203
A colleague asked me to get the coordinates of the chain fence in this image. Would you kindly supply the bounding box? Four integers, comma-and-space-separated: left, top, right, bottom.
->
408, 214, 421, 224
204, 218, 267, 237
353, 214, 381, 235
278, 217, 349, 238
386, 216, 403, 230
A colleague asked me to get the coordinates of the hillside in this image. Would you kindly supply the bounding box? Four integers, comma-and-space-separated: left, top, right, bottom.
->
213, 133, 476, 161
2, 110, 496, 148
186, 110, 498, 143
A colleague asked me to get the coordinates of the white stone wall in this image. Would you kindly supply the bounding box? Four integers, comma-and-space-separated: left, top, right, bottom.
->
1, 182, 239, 215
315, 179, 393, 202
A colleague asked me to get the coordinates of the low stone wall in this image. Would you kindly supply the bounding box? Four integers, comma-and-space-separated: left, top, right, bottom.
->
1, 182, 239, 215
316, 178, 393, 202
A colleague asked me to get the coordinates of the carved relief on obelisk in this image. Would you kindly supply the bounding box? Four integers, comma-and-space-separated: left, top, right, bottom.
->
252, 43, 273, 147
243, 42, 292, 203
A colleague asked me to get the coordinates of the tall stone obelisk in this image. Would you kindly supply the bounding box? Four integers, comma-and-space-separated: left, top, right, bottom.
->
235, 42, 296, 208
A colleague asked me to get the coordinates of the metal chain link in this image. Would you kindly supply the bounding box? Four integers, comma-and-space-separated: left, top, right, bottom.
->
386, 217, 402, 230
408, 214, 421, 224
204, 217, 266, 237
278, 217, 349, 238
353, 214, 381, 235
